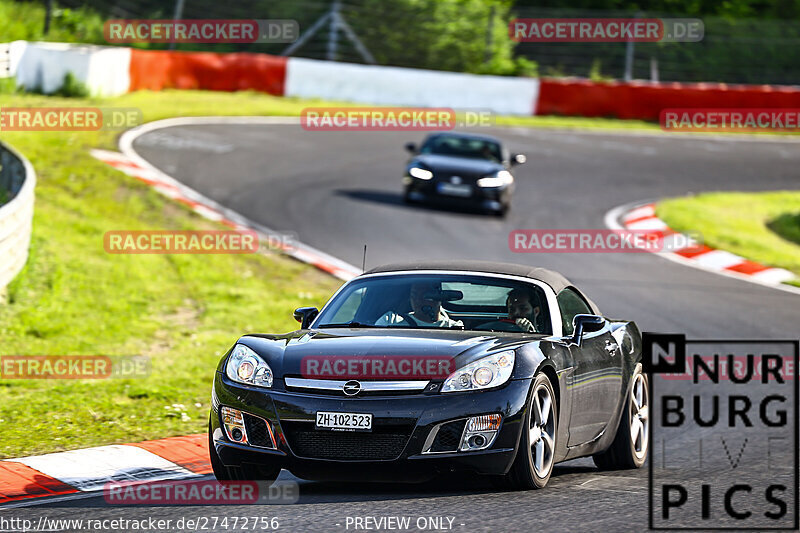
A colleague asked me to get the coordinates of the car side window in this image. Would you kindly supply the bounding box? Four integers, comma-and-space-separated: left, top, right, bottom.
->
556, 288, 592, 336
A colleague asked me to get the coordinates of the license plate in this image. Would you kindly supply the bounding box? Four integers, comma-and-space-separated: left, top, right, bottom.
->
315, 411, 372, 431
437, 183, 472, 197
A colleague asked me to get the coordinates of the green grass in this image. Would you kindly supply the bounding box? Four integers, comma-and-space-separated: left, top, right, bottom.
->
0, 91, 344, 458
657, 192, 800, 287
2, 87, 797, 459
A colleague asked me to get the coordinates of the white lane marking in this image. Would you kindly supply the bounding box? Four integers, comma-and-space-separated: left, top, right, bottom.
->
751, 268, 796, 284
691, 249, 746, 270
625, 217, 668, 231
622, 204, 655, 223
9, 445, 199, 492
577, 476, 645, 493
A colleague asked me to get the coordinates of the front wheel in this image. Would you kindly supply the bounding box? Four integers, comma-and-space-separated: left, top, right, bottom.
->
503, 372, 558, 489
593, 363, 649, 470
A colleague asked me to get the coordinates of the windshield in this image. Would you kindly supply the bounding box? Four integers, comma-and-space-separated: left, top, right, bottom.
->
315, 274, 552, 334
419, 135, 503, 163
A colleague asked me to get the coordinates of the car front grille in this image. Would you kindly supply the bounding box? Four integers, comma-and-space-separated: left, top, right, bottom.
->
282, 422, 413, 460
243, 413, 274, 448
429, 419, 466, 453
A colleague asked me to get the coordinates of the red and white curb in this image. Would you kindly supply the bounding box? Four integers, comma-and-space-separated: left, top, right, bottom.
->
605, 201, 798, 293
0, 434, 210, 506
92, 116, 360, 282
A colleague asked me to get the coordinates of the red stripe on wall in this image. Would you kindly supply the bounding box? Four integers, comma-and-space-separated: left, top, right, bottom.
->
537, 78, 800, 121
129, 49, 287, 95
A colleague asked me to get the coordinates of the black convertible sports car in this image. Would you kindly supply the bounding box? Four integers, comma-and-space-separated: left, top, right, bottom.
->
209, 261, 649, 489
402, 132, 526, 216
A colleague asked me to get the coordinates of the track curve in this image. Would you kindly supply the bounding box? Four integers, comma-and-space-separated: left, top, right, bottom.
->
20, 121, 797, 531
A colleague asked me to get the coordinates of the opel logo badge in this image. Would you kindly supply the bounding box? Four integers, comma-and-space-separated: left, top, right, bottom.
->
343, 380, 361, 396
450, 176, 462, 184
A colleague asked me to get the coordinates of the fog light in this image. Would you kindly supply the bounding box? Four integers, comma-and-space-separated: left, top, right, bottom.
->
221, 406, 248, 444
467, 434, 486, 448
460, 414, 502, 451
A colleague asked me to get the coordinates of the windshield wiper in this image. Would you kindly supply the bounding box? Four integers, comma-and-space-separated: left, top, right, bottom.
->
317, 321, 376, 329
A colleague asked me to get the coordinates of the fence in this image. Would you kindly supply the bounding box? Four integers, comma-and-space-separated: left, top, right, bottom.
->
0, 141, 36, 292
49, 0, 800, 85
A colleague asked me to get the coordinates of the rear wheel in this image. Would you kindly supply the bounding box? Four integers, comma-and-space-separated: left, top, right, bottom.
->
593, 364, 649, 470
503, 373, 557, 489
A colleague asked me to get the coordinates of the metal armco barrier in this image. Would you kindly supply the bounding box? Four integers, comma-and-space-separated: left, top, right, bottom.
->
0, 140, 36, 291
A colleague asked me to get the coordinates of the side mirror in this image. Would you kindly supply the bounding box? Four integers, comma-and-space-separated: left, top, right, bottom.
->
510, 153, 526, 166
405, 142, 417, 154
571, 314, 605, 344
293, 307, 319, 329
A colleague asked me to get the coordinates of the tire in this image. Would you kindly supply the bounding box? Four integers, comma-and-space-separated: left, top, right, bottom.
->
209, 419, 235, 481
593, 363, 649, 470
503, 372, 558, 489
208, 417, 280, 482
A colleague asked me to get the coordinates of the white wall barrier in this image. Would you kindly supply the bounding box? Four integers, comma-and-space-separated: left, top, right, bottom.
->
285, 57, 539, 116
11, 41, 130, 97
0, 141, 36, 292
4, 40, 540, 112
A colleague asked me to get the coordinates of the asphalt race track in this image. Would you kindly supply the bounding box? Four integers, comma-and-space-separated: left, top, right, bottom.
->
14, 123, 800, 531
130, 123, 800, 338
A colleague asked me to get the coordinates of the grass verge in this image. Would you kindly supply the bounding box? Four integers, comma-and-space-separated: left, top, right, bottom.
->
0, 91, 345, 458
657, 192, 800, 288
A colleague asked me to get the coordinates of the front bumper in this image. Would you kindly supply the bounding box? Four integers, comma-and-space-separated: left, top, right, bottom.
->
211, 373, 531, 481
403, 178, 512, 212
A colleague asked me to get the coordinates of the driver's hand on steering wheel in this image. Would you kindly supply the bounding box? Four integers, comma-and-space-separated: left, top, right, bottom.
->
515, 317, 535, 332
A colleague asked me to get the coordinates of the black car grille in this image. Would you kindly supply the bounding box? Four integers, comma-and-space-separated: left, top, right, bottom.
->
282, 422, 412, 460
243, 413, 274, 448
430, 419, 466, 453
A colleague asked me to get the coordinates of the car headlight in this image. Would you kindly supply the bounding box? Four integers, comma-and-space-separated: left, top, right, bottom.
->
476, 170, 513, 188
225, 344, 273, 388
442, 351, 515, 392
408, 167, 433, 180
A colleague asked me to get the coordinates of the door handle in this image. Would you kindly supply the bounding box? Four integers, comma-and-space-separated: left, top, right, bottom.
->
605, 340, 618, 355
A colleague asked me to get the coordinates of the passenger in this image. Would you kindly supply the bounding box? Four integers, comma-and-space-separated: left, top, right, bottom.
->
480, 288, 542, 333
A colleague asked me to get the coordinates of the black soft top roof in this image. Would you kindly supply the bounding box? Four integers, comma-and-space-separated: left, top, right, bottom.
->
364, 260, 573, 293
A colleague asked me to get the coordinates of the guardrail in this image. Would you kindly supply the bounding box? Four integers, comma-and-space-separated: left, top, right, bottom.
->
0, 140, 36, 292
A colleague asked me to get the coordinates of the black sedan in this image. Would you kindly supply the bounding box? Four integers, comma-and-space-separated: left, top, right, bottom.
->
209, 261, 648, 489
402, 132, 526, 216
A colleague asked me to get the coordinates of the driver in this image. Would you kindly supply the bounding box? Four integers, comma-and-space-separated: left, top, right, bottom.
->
479, 288, 542, 333
376, 282, 463, 328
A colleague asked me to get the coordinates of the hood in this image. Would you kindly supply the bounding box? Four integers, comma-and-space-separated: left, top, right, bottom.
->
237, 328, 539, 379
411, 154, 504, 179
